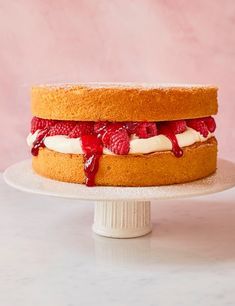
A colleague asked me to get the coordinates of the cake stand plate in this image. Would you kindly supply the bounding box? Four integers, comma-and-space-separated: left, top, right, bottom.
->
4, 159, 235, 238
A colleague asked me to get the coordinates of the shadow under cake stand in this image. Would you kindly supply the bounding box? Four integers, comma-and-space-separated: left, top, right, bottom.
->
4, 159, 235, 238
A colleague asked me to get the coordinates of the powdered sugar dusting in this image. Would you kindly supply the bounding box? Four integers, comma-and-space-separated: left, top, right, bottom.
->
33, 82, 217, 91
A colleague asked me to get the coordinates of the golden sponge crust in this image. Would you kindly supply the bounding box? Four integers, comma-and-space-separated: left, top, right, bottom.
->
31, 83, 218, 122
32, 138, 217, 187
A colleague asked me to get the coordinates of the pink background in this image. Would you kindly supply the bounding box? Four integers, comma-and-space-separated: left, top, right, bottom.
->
0, 0, 235, 170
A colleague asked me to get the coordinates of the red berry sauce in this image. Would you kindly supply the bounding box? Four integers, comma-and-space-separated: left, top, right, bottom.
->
31, 129, 49, 156
80, 135, 103, 186
158, 124, 183, 158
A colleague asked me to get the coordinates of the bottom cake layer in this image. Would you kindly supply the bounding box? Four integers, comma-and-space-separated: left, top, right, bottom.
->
32, 137, 217, 186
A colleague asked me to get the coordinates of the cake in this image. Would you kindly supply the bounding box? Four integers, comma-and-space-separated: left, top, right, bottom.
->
27, 83, 218, 187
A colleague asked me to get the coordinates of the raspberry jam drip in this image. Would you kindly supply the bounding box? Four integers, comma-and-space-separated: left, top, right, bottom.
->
31, 129, 49, 156
80, 135, 103, 186
158, 125, 183, 158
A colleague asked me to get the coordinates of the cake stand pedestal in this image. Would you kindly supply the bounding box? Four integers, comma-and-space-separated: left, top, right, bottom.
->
93, 200, 151, 238
3, 159, 235, 238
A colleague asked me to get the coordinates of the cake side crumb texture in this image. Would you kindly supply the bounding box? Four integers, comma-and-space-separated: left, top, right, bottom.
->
31, 83, 218, 121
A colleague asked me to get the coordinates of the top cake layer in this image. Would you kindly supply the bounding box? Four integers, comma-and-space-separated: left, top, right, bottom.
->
31, 83, 218, 121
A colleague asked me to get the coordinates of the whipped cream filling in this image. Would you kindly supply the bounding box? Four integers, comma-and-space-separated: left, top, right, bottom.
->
27, 127, 213, 155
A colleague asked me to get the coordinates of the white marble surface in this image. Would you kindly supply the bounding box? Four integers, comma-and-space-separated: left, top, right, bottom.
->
1, 174, 235, 306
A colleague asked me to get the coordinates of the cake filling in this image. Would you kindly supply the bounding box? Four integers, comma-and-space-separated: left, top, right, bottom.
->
27, 117, 216, 186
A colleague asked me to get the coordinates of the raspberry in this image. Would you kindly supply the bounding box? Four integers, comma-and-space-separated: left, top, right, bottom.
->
108, 130, 130, 155
125, 122, 139, 135
102, 124, 130, 155
31, 117, 56, 134
48, 121, 76, 136
101, 123, 123, 143
94, 121, 109, 136
69, 122, 94, 138
203, 116, 216, 133
186, 118, 209, 137
135, 122, 158, 138
165, 120, 187, 134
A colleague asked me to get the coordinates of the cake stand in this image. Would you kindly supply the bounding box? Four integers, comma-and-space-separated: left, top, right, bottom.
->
3, 159, 235, 238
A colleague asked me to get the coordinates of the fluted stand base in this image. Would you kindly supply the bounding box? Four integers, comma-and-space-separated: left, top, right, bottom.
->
93, 201, 152, 238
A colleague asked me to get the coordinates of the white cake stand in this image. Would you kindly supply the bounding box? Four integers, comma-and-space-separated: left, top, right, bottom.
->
3, 159, 235, 238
